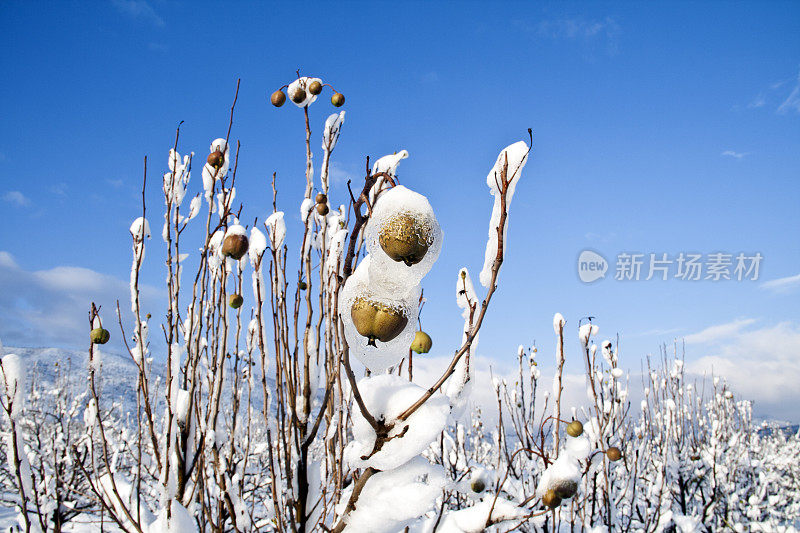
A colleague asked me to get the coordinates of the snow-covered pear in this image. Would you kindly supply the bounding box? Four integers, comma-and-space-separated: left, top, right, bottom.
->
316, 202, 329, 216
379, 213, 431, 266
331, 92, 345, 107
228, 294, 243, 309
291, 87, 307, 104
222, 229, 249, 260
410, 330, 432, 354
308, 80, 322, 95
350, 297, 408, 347
542, 489, 561, 509
207, 149, 224, 169
606, 447, 622, 462
271, 90, 286, 107
90, 327, 110, 345
470, 479, 486, 493
566, 420, 584, 438
553, 479, 578, 500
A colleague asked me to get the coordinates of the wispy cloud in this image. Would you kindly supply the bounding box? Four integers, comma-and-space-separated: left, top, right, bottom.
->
777, 68, 800, 115
111, 0, 165, 27
3, 191, 31, 207
517, 17, 620, 54
685, 320, 800, 421
761, 272, 800, 294
107, 178, 124, 188
0, 251, 160, 350
747, 94, 766, 109
721, 150, 748, 159
684, 318, 756, 345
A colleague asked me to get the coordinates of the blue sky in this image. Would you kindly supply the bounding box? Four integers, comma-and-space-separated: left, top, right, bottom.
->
1, 1, 799, 419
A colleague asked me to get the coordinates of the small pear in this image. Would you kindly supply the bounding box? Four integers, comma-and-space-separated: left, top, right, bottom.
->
228, 294, 243, 309
566, 420, 584, 438
207, 150, 224, 169
270, 90, 286, 107
542, 489, 561, 509
331, 92, 345, 107
606, 447, 622, 462
470, 479, 485, 493
316, 203, 329, 216
308, 80, 323, 95
315, 192, 327, 204
379, 213, 431, 266
350, 297, 408, 347
222, 234, 249, 260
90, 328, 110, 345
410, 330, 432, 354
298, 281, 308, 290
291, 87, 307, 104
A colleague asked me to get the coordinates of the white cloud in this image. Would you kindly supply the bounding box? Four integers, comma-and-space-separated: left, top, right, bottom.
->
777, 68, 800, 115
683, 318, 756, 345
760, 272, 800, 294
747, 94, 766, 109
721, 150, 747, 159
0, 251, 160, 350
685, 320, 800, 421
111, 0, 165, 27
3, 191, 30, 207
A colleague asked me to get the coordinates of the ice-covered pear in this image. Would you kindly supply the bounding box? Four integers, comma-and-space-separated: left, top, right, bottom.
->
222, 234, 249, 260
228, 294, 243, 309
566, 420, 584, 438
378, 213, 431, 266
410, 330, 432, 354
542, 489, 561, 509
290, 87, 307, 104
207, 150, 224, 169
308, 80, 322, 95
271, 90, 286, 107
331, 92, 345, 107
350, 297, 408, 347
90, 327, 110, 345
553, 479, 578, 499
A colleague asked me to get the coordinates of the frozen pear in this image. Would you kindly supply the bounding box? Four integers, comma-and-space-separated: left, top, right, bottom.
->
222, 234, 249, 260
331, 92, 345, 107
90, 328, 110, 345
316, 203, 329, 216
566, 420, 584, 438
606, 447, 622, 462
308, 80, 322, 95
315, 192, 327, 204
228, 294, 243, 309
553, 479, 578, 499
542, 489, 561, 509
410, 330, 432, 354
271, 90, 286, 107
207, 150, 224, 169
291, 87, 307, 104
378, 213, 431, 266
350, 297, 408, 347
470, 479, 485, 493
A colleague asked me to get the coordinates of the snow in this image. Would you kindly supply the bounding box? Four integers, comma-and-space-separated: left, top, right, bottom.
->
323, 111, 346, 151
342, 457, 445, 533
372, 150, 409, 176
130, 217, 151, 241
479, 140, 529, 287
1, 353, 24, 418
261, 212, 285, 253
345, 375, 450, 471
437, 497, 526, 533
148, 499, 197, 533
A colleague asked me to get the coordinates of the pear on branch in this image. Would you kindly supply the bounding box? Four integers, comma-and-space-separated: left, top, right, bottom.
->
410, 330, 432, 354
378, 213, 431, 266
222, 233, 249, 260
350, 297, 408, 347
90, 327, 110, 345
228, 294, 243, 309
